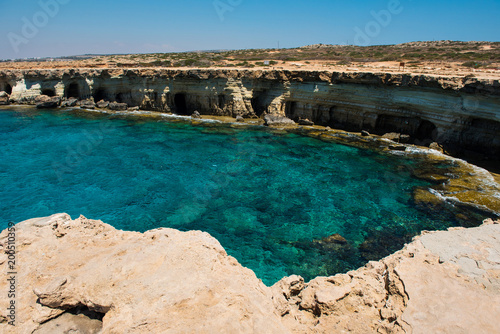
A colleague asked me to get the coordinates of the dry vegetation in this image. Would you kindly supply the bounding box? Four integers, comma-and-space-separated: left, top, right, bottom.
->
2, 41, 500, 78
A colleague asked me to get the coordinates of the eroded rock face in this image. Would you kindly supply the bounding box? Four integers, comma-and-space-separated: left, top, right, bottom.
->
0, 215, 499, 333
1, 68, 499, 158
0, 214, 288, 333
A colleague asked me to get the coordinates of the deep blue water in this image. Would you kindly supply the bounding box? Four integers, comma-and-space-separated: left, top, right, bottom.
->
0, 108, 470, 285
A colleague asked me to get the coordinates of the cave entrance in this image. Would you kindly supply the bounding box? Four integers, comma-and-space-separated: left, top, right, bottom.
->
42, 88, 56, 97
93, 89, 106, 102
116, 93, 125, 103
5, 84, 12, 95
174, 93, 189, 115
285, 101, 297, 119
66, 83, 80, 98
416, 120, 437, 141
251, 91, 268, 117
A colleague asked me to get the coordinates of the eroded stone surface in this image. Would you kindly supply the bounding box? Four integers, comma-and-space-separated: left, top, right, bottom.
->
0, 215, 499, 333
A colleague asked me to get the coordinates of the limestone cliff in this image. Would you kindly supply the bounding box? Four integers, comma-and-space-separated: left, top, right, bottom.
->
0, 68, 499, 158
1, 214, 499, 333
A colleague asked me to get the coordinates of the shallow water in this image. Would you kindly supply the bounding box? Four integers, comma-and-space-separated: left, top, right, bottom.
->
0, 108, 479, 285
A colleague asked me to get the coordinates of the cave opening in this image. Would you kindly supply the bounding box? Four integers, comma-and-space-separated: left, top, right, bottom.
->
218, 94, 226, 109
93, 89, 106, 102
42, 89, 56, 97
251, 91, 268, 117
5, 84, 12, 95
416, 120, 437, 142
285, 101, 297, 120
116, 93, 125, 103
66, 83, 80, 99
174, 93, 189, 115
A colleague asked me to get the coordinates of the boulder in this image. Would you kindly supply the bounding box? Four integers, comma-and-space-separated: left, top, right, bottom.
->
128, 106, 140, 111
297, 118, 314, 126
236, 115, 245, 122
361, 130, 370, 137
264, 115, 296, 126
382, 132, 402, 142
80, 100, 96, 109
61, 98, 78, 108
429, 142, 444, 153
36, 96, 61, 109
192, 110, 202, 119
96, 100, 109, 109
108, 102, 128, 111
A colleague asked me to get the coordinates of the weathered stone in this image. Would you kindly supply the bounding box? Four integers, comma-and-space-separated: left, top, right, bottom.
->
2, 68, 500, 159
108, 102, 128, 111
297, 118, 314, 126
264, 115, 295, 126
0, 214, 288, 333
383, 132, 402, 142
429, 141, 444, 152
192, 110, 202, 119
36, 95, 61, 109
128, 106, 140, 111
235, 115, 245, 122
361, 130, 370, 136
61, 98, 78, 107
96, 100, 109, 109
79, 100, 96, 109
1, 215, 499, 333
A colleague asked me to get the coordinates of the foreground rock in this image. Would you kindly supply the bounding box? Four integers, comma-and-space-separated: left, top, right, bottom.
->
35, 95, 61, 109
0, 215, 499, 333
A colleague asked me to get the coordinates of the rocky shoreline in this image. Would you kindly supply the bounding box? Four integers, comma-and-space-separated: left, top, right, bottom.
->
0, 214, 499, 333
1, 68, 499, 160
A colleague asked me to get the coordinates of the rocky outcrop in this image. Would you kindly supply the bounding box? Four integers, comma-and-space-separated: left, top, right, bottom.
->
1, 214, 499, 333
0, 68, 499, 158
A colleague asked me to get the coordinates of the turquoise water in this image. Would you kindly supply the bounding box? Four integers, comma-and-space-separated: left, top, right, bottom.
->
0, 108, 474, 285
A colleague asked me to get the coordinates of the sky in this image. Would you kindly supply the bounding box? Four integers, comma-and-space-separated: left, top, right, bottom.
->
0, 0, 499, 59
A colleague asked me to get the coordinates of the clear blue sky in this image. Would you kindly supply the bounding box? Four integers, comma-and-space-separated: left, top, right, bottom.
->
0, 0, 499, 59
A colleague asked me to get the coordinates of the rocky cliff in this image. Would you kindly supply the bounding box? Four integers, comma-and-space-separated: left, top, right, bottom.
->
0, 214, 499, 333
1, 68, 499, 159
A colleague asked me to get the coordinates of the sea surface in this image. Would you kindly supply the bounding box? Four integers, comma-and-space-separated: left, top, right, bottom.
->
0, 108, 476, 285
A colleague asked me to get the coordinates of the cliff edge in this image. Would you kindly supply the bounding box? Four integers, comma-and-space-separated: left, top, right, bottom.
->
1, 214, 499, 333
